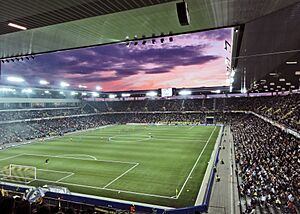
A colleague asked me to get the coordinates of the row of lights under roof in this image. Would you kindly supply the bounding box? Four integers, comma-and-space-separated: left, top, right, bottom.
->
125, 32, 174, 47
4, 76, 104, 92
1, 55, 35, 64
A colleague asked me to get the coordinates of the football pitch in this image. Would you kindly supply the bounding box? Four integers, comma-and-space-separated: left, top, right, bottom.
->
0, 125, 220, 208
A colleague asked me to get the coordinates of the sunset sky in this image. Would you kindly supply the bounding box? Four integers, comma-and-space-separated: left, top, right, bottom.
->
2, 28, 232, 91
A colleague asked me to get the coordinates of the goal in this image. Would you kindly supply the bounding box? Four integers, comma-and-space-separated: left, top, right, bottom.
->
4, 164, 37, 183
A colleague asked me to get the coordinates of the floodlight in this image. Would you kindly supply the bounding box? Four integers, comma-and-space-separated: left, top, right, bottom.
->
286, 61, 297, 65
0, 88, 16, 92
21, 88, 33, 93
109, 94, 117, 99
8, 22, 27, 30
7, 76, 25, 83
230, 71, 235, 77
60, 81, 70, 87
146, 91, 157, 97
96, 86, 102, 91
39, 80, 49, 85
92, 92, 99, 97
179, 90, 192, 96
211, 90, 221, 94
121, 93, 131, 97
71, 91, 78, 95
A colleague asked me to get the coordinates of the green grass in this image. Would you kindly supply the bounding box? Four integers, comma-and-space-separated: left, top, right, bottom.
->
0, 125, 220, 208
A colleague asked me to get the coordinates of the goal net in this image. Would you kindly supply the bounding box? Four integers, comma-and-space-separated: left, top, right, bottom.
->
1, 164, 37, 184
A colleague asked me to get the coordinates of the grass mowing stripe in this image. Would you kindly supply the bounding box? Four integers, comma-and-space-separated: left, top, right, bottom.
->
176, 126, 217, 198
0, 125, 219, 208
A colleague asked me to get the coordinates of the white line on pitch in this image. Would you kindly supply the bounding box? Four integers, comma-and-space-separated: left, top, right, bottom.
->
175, 126, 217, 199
0, 153, 24, 161
103, 163, 139, 188
55, 154, 97, 160
38, 168, 73, 174
55, 172, 75, 183
104, 187, 175, 199
23, 153, 138, 165
35, 178, 174, 199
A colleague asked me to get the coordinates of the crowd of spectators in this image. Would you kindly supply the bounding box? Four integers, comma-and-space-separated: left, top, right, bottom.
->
231, 114, 299, 213
225, 94, 300, 131
88, 93, 299, 131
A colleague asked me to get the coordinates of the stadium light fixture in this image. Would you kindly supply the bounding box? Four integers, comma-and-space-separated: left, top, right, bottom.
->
96, 85, 102, 91
21, 88, 33, 93
269, 73, 277, 76
211, 90, 221, 94
39, 80, 49, 85
109, 94, 117, 99
146, 91, 157, 97
0, 88, 16, 92
279, 78, 285, 82
169, 31, 173, 42
286, 61, 297, 65
121, 93, 131, 97
7, 76, 25, 83
295, 71, 300, 75
142, 35, 147, 45
8, 22, 27, 30
70, 91, 78, 96
179, 90, 192, 96
60, 81, 70, 87
230, 71, 235, 77
91, 92, 99, 97
286, 82, 291, 85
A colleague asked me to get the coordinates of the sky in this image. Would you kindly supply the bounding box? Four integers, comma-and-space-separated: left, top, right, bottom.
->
2, 28, 232, 92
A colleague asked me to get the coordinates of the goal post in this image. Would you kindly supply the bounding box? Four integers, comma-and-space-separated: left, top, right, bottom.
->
6, 164, 37, 183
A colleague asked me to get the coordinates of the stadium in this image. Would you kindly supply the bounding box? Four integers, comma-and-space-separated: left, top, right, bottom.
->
0, 1, 299, 214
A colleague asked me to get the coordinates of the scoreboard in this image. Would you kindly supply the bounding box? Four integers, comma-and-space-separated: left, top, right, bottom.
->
161, 88, 173, 97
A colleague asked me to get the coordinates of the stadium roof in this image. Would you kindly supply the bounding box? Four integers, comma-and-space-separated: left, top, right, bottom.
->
0, 0, 299, 92
232, 1, 300, 92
